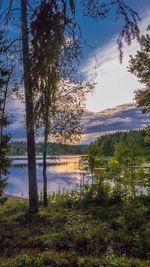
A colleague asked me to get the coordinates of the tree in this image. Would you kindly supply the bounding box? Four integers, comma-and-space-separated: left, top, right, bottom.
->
80, 141, 104, 190
129, 30, 150, 113
110, 136, 143, 198
0, 0, 39, 213
0, 0, 140, 210
30, 1, 94, 206
20, 0, 38, 213
0, 30, 12, 203
87, 142, 103, 176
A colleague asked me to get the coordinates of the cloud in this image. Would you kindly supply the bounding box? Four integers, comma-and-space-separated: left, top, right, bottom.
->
6, 98, 26, 140
83, 10, 150, 112
6, 9, 150, 142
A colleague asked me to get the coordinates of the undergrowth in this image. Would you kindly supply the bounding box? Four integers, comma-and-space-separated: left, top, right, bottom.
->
0, 192, 150, 267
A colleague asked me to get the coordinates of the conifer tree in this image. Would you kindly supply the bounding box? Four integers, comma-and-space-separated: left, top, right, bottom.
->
0, 30, 11, 202
0, 0, 141, 209
129, 29, 150, 113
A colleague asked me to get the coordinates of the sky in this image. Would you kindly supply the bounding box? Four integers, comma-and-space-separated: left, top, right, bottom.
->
80, 1, 150, 111
2, 0, 150, 116
3, 0, 150, 113
1, 0, 150, 141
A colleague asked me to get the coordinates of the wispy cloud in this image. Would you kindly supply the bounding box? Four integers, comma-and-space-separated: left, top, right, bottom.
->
6, 9, 150, 142
83, 10, 150, 112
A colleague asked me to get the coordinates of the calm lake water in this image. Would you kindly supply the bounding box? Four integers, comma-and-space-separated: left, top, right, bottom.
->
6, 156, 89, 197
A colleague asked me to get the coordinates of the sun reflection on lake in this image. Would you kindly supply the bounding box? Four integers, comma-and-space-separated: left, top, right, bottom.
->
7, 156, 85, 197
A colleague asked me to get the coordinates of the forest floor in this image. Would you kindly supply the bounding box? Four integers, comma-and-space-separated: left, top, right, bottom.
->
0, 195, 150, 267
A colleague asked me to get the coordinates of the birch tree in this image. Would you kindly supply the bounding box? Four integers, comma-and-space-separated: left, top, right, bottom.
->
0, 0, 141, 210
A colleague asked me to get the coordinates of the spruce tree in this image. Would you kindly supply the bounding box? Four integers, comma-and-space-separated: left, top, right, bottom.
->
0, 30, 11, 203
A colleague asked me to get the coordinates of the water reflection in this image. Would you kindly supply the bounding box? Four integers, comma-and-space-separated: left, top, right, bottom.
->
6, 156, 87, 197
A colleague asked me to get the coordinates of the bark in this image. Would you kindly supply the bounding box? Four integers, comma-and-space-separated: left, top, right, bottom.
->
43, 110, 49, 207
21, 0, 38, 213
0, 70, 12, 139
43, 135, 48, 207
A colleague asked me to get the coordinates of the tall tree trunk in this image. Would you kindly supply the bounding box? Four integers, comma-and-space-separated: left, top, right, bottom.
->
21, 0, 38, 213
43, 112, 49, 207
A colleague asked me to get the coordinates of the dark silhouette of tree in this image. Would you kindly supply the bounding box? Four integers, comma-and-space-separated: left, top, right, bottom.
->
30, 1, 94, 206
21, 0, 38, 213
129, 29, 150, 113
0, 30, 13, 203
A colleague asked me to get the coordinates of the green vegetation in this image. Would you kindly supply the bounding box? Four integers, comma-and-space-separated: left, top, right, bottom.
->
82, 130, 150, 198
9, 142, 89, 156
0, 191, 150, 267
129, 31, 150, 113
9, 129, 150, 158
89, 129, 150, 158
1, 0, 141, 213
0, 7, 149, 265
1, 130, 150, 266
0, 30, 13, 203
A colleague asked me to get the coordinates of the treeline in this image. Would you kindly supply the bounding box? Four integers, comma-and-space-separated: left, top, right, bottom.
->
10, 129, 150, 157
9, 142, 89, 156
95, 129, 150, 157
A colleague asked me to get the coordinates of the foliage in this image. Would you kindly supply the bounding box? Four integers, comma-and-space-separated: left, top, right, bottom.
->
30, 0, 94, 144
88, 129, 150, 158
108, 136, 145, 198
9, 141, 89, 156
80, 129, 150, 200
0, 195, 150, 266
0, 0, 142, 212
0, 30, 13, 203
129, 30, 150, 113
87, 142, 103, 173
30, 0, 94, 206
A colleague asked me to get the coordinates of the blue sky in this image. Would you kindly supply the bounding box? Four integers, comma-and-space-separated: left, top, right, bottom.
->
77, 0, 150, 111
78, 0, 150, 48
2, 0, 150, 141
4, 1, 150, 112
4, 1, 150, 114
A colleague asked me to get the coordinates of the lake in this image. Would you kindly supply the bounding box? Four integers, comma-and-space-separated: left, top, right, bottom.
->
6, 155, 90, 197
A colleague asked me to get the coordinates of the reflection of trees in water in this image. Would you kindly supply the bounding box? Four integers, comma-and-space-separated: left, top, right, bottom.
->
12, 162, 69, 169
9, 158, 92, 195
12, 162, 69, 168
12, 164, 27, 169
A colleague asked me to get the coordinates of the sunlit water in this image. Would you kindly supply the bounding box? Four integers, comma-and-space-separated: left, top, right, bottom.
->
6, 156, 90, 197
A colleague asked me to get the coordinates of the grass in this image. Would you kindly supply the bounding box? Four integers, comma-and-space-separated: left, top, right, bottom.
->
0, 194, 150, 267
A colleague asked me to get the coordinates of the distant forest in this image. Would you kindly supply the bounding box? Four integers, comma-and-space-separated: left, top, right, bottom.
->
94, 129, 150, 157
10, 129, 150, 157
9, 142, 89, 156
